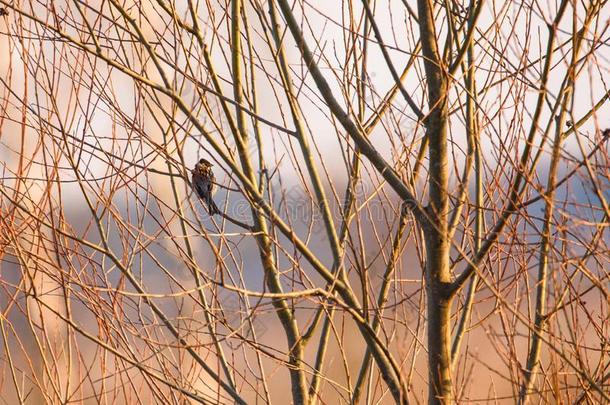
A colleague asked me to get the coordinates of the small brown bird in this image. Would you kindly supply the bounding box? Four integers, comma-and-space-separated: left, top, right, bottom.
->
191, 158, 219, 215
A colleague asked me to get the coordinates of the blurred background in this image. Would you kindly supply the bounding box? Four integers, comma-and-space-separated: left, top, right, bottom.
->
0, 0, 609, 403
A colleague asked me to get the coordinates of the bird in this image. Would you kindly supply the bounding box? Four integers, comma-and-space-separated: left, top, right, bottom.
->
191, 158, 219, 215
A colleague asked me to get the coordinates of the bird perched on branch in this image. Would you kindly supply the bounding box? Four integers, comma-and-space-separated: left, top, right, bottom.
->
191, 158, 219, 215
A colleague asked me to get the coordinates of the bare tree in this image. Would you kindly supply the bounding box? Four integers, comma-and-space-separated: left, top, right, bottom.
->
0, 0, 609, 404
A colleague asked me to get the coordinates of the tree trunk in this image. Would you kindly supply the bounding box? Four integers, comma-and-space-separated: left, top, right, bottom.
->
425, 220, 453, 404
416, 0, 452, 401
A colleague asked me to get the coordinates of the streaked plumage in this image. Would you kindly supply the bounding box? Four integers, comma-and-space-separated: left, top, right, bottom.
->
191, 158, 219, 215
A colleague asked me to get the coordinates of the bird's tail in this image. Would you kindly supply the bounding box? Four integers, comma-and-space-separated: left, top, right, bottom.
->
208, 198, 220, 216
